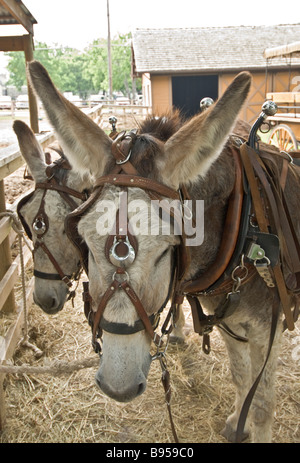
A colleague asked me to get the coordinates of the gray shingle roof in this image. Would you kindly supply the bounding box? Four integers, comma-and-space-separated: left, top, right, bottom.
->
132, 25, 300, 73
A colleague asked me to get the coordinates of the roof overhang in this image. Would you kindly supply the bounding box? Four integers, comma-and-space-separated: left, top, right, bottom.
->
0, 0, 37, 35
263, 41, 300, 59
135, 62, 300, 76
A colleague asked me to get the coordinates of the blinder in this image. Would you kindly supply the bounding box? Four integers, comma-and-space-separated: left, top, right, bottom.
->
17, 190, 35, 240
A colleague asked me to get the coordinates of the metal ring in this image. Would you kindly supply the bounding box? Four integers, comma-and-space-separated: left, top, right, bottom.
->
280, 150, 294, 165
109, 237, 136, 266
116, 149, 132, 165
254, 256, 271, 267
231, 255, 249, 282
33, 217, 47, 235
112, 270, 129, 282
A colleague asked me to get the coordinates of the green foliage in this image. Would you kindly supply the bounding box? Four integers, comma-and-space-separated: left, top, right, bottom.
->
5, 33, 141, 97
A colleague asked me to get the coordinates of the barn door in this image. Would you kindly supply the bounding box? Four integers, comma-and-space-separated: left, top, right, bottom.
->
172, 75, 218, 118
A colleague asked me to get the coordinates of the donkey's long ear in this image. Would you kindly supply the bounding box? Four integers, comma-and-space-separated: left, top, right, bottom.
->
13, 120, 47, 182
27, 61, 112, 176
162, 72, 252, 188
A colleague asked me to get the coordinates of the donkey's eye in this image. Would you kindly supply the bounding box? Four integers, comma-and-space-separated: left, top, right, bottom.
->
155, 248, 169, 265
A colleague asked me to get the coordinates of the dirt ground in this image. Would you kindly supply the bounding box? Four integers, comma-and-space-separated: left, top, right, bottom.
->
4, 166, 33, 204
0, 295, 299, 444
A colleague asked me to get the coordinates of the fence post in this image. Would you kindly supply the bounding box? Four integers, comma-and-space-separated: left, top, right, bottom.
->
0, 375, 5, 430
0, 178, 14, 430
23, 34, 39, 134
0, 180, 16, 314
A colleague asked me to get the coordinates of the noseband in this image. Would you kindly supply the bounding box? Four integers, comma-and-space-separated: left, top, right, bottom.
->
17, 156, 88, 290
70, 131, 190, 353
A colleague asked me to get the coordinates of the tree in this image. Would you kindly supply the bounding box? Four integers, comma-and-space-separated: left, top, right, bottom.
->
83, 38, 108, 93
5, 34, 141, 98
83, 33, 141, 97
5, 42, 78, 91
111, 34, 136, 97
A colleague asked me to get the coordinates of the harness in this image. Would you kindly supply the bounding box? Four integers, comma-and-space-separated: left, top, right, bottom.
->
64, 110, 300, 444
17, 156, 89, 294
181, 138, 300, 347
65, 115, 300, 350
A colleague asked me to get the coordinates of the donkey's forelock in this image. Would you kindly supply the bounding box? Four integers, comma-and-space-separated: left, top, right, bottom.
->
132, 112, 185, 178
138, 110, 184, 142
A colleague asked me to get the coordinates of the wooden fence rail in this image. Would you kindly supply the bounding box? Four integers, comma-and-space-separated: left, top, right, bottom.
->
0, 131, 56, 430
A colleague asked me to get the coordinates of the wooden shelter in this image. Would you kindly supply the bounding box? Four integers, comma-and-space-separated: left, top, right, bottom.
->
132, 25, 300, 122
0, 2, 38, 429
0, 0, 38, 132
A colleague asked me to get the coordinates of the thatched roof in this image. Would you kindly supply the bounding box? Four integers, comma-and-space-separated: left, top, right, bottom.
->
132, 24, 300, 74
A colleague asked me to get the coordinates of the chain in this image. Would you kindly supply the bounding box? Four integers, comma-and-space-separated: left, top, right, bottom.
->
231, 254, 249, 293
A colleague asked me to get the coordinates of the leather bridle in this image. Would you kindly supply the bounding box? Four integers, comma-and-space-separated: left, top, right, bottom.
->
17, 157, 89, 292
75, 130, 190, 354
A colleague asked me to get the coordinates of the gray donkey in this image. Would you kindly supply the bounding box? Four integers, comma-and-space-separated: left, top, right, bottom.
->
25, 60, 299, 443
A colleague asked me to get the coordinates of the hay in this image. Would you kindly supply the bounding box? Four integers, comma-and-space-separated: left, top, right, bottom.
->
0, 287, 299, 443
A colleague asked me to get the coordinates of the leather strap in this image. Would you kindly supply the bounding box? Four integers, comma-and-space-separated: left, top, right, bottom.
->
90, 274, 162, 352
34, 268, 72, 282
104, 208, 138, 261
35, 179, 87, 202
92, 279, 120, 347
235, 287, 280, 443
240, 143, 296, 330
181, 146, 244, 294
120, 280, 156, 340
111, 130, 137, 164
34, 240, 73, 287
249, 149, 300, 274
94, 173, 180, 200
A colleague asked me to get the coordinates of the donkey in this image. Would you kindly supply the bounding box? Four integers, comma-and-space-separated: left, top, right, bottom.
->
14, 120, 93, 313
26, 60, 299, 443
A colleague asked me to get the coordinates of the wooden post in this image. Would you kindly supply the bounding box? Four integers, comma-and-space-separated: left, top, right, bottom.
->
0, 179, 11, 431
0, 181, 15, 314
23, 34, 39, 134
0, 375, 5, 431
107, 0, 113, 99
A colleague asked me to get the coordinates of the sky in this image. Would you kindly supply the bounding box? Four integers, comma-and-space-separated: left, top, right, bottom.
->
0, 0, 299, 72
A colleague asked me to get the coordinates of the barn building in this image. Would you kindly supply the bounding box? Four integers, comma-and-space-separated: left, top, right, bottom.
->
132, 24, 300, 123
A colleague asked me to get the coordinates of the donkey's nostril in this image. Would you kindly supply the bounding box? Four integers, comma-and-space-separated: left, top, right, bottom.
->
137, 381, 146, 397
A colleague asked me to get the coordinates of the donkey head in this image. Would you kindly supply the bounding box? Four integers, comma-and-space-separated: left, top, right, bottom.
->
27, 60, 251, 400
14, 120, 91, 314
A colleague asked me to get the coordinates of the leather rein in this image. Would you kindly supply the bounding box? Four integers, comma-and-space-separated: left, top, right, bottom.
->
17, 156, 88, 294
